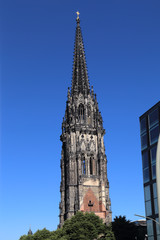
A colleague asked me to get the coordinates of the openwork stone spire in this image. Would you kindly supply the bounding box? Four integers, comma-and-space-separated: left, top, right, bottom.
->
71, 15, 90, 96
59, 14, 112, 228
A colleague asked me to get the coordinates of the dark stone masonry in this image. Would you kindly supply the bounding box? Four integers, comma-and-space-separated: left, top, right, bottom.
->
59, 15, 112, 227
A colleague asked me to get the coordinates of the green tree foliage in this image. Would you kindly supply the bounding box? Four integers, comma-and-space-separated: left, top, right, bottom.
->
19, 212, 115, 240
112, 216, 137, 240
33, 228, 51, 240
104, 224, 116, 240
19, 235, 33, 240
48, 228, 66, 240
62, 211, 105, 239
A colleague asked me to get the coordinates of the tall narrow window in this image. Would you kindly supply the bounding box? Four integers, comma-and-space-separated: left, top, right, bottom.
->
88, 105, 91, 125
150, 146, 157, 179
82, 156, 86, 174
90, 157, 93, 175
93, 112, 96, 127
98, 159, 100, 176
78, 104, 84, 123
140, 117, 147, 134
142, 151, 150, 183
149, 109, 159, 128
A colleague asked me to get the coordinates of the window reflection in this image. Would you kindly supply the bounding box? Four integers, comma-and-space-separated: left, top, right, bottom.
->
144, 185, 151, 201
143, 168, 150, 183
140, 117, 147, 134
150, 146, 157, 179
149, 109, 159, 128
152, 164, 156, 179
142, 151, 149, 169
150, 146, 157, 163
147, 220, 154, 236
140, 105, 160, 240
141, 133, 148, 150
153, 183, 157, 198
153, 182, 158, 215
142, 151, 149, 183
149, 125, 159, 145
154, 199, 158, 214
156, 218, 160, 236
148, 237, 154, 240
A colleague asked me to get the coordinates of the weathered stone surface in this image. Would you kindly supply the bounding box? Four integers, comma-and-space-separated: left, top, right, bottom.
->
59, 17, 112, 227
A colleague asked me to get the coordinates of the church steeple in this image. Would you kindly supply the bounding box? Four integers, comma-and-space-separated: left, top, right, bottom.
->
28, 227, 33, 235
71, 13, 90, 96
59, 14, 112, 227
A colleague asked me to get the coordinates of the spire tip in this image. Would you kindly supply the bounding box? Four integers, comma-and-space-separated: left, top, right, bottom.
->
76, 11, 80, 22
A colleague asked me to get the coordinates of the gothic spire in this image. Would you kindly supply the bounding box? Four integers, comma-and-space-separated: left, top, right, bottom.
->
28, 227, 33, 235
71, 13, 90, 96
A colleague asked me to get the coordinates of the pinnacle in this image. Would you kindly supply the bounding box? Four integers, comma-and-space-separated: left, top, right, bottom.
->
71, 16, 90, 96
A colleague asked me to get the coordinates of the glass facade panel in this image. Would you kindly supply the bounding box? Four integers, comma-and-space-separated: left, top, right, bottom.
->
143, 151, 149, 183
150, 146, 157, 163
150, 146, 157, 179
146, 200, 152, 216
142, 151, 149, 169
140, 104, 160, 240
149, 109, 159, 128
156, 218, 160, 235
141, 133, 148, 150
148, 237, 154, 240
153, 183, 157, 198
157, 235, 160, 240
147, 220, 153, 236
140, 117, 147, 134
143, 168, 150, 183
144, 185, 151, 201
152, 164, 156, 179
149, 125, 159, 145
154, 198, 158, 214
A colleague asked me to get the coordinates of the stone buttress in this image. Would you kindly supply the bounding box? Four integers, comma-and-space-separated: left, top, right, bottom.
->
59, 14, 112, 227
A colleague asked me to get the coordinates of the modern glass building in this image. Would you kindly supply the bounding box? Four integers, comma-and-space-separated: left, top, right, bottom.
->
140, 101, 160, 240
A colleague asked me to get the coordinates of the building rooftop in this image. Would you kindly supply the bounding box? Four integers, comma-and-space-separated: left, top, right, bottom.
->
139, 101, 160, 120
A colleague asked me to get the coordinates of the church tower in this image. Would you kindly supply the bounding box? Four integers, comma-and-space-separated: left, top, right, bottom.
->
59, 13, 112, 226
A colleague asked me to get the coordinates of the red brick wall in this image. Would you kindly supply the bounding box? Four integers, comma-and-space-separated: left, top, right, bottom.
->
80, 188, 107, 221
81, 188, 100, 212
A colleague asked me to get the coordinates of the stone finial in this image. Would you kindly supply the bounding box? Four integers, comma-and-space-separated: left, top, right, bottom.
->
76, 11, 80, 20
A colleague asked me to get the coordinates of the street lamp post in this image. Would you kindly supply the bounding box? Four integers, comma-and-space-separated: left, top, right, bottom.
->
144, 234, 148, 240
135, 214, 160, 226
135, 214, 160, 240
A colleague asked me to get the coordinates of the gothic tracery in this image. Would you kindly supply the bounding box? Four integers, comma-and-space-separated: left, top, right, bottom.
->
59, 16, 111, 227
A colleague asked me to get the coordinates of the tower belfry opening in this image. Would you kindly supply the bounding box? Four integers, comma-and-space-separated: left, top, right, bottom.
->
59, 13, 112, 226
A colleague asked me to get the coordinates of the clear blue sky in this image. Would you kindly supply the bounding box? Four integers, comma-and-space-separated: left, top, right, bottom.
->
1, 1, 160, 240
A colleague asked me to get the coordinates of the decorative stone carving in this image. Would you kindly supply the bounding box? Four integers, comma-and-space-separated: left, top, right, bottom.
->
59, 16, 111, 227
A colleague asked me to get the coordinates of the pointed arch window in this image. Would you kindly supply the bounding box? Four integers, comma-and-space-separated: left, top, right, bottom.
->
88, 105, 91, 117
82, 156, 86, 174
88, 105, 91, 125
93, 112, 96, 127
78, 104, 84, 123
98, 159, 100, 176
90, 156, 93, 175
